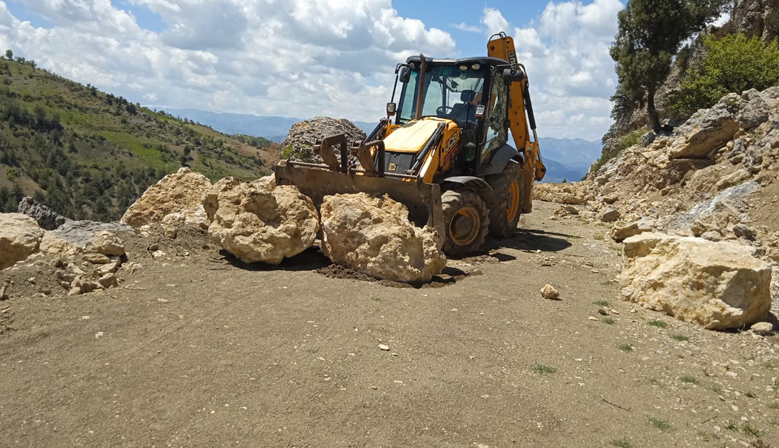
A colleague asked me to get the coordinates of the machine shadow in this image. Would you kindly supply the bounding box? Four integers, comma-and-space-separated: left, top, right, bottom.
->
489, 228, 574, 253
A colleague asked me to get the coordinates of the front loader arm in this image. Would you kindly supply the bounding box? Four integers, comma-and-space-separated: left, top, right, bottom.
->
487, 32, 546, 212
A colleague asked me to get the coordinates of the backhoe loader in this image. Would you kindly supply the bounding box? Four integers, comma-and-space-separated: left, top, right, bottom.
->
275, 32, 546, 256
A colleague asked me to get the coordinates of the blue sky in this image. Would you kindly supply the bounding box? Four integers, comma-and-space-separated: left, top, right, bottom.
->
0, 0, 625, 140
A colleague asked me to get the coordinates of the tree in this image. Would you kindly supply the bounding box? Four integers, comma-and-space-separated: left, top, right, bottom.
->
610, 0, 731, 133
611, 0, 691, 133
5, 49, 12, 60
674, 34, 779, 115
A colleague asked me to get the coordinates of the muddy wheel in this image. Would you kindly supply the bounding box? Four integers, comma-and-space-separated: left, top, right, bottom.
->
486, 160, 523, 238
441, 189, 489, 257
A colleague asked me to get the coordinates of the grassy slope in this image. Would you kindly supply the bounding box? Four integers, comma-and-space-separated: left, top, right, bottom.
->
0, 58, 277, 221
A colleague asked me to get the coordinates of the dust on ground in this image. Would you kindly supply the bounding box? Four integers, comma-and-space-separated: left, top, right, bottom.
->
0, 201, 777, 447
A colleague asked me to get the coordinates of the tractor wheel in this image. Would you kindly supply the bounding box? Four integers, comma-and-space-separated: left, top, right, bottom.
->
486, 160, 523, 238
441, 189, 489, 257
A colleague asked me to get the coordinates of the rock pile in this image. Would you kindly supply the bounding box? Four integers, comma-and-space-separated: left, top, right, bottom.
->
121, 167, 212, 234
53, 231, 126, 295
203, 177, 319, 265
537, 86, 779, 327
320, 193, 446, 283
282, 116, 366, 162
622, 233, 771, 330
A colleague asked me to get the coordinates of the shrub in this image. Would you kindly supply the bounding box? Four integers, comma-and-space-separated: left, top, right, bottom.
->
674, 34, 779, 116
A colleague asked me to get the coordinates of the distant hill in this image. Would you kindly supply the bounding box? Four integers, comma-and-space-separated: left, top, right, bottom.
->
158, 109, 601, 183
163, 109, 377, 142
538, 137, 602, 183
0, 58, 275, 221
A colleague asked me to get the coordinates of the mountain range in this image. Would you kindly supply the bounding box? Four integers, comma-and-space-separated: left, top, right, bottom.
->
163, 108, 602, 182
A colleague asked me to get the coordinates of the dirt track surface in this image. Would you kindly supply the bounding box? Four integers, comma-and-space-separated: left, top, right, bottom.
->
1, 201, 777, 447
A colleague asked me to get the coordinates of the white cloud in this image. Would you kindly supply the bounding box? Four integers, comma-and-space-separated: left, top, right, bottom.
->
480, 0, 623, 140
452, 22, 482, 33
0, 0, 455, 123
481, 7, 509, 36
0, 0, 623, 141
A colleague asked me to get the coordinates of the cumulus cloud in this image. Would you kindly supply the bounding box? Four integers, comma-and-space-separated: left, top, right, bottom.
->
484, 0, 623, 140
0, 0, 623, 140
0, 0, 455, 123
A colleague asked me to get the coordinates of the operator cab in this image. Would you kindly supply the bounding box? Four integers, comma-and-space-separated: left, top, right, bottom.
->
391, 56, 512, 175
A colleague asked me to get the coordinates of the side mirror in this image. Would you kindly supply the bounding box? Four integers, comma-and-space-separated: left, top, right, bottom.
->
399, 66, 410, 83
502, 68, 525, 83
386, 102, 397, 116
474, 104, 486, 120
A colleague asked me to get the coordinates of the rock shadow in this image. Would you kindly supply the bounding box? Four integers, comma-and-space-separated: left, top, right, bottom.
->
219, 246, 331, 272
316, 264, 471, 289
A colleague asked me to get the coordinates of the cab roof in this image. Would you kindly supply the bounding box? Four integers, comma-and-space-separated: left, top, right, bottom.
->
405, 56, 509, 67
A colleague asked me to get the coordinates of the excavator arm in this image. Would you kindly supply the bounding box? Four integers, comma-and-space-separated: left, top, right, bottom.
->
487, 33, 546, 212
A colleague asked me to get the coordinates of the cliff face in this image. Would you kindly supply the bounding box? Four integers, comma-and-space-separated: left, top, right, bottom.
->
720, 0, 779, 42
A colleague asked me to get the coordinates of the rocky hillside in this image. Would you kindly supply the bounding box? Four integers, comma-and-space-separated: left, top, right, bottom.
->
0, 57, 276, 222
538, 86, 779, 308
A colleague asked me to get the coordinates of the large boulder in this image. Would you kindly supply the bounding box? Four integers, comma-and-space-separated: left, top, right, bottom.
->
18, 196, 66, 230
621, 233, 771, 330
0, 213, 45, 269
282, 116, 366, 162
667, 98, 740, 159
320, 193, 446, 283
121, 167, 212, 229
203, 178, 319, 265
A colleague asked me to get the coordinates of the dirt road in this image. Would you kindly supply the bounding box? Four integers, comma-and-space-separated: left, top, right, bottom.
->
1, 201, 777, 447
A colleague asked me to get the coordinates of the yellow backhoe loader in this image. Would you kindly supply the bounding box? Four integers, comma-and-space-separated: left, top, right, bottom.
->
276, 32, 546, 256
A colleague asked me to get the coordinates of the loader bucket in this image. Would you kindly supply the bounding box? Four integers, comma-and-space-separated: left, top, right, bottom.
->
275, 160, 445, 238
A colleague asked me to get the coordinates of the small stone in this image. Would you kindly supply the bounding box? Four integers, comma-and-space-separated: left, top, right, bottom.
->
587, 316, 598, 321
379, 344, 390, 351
82, 253, 111, 264
86, 231, 125, 256
598, 207, 620, 223
732, 224, 755, 241
750, 322, 773, 336
597, 308, 609, 316
540, 284, 560, 300
97, 273, 118, 289
701, 230, 723, 242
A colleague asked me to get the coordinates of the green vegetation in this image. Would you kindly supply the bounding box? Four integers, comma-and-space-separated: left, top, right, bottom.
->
594, 300, 610, 307
610, 0, 730, 132
740, 422, 762, 438
679, 376, 698, 384
674, 34, 779, 115
724, 420, 738, 431
603, 317, 616, 325
0, 56, 274, 221
743, 391, 757, 398
671, 335, 689, 342
649, 417, 673, 432
610, 439, 632, 448
532, 364, 557, 374
618, 343, 633, 352
590, 127, 647, 175
648, 319, 668, 328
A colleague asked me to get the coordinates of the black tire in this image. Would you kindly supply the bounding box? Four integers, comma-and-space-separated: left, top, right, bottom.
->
441, 189, 489, 257
486, 160, 523, 238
